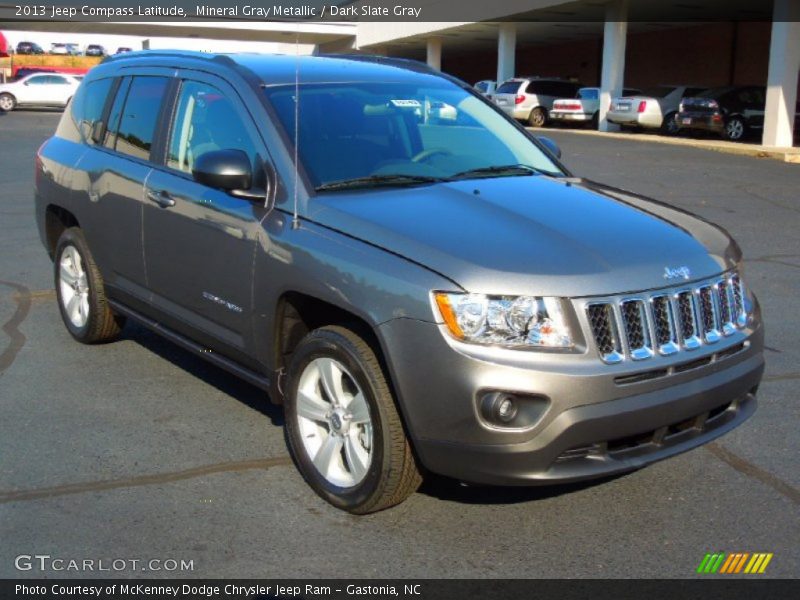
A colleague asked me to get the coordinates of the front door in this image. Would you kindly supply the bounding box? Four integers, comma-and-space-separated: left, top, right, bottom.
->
142, 73, 270, 365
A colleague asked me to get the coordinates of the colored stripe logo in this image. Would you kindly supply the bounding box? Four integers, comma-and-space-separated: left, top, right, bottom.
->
697, 552, 773, 574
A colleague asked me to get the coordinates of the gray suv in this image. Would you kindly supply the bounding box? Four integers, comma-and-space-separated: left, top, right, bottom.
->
35, 51, 764, 513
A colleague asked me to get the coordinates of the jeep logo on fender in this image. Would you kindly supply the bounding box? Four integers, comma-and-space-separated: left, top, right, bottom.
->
664, 265, 692, 280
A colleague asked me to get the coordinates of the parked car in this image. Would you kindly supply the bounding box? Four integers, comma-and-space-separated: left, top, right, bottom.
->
493, 77, 582, 127
115, 47, 133, 54
85, 45, 106, 57
676, 86, 768, 142
551, 86, 641, 127
50, 43, 69, 55
66, 43, 82, 56
16, 41, 45, 55
0, 72, 81, 111
35, 51, 763, 513
607, 85, 707, 135
474, 80, 497, 96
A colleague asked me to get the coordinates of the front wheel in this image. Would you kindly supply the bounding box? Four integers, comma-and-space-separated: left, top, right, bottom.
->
285, 325, 422, 513
0, 93, 17, 112
54, 227, 125, 344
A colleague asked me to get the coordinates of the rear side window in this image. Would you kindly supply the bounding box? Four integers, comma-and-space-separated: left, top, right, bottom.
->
71, 77, 113, 144
110, 76, 170, 160
496, 81, 521, 94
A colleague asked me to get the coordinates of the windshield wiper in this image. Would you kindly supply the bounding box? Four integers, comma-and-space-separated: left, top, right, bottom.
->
315, 174, 447, 192
450, 164, 551, 180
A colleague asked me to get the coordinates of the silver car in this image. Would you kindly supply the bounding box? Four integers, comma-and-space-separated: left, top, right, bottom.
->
607, 85, 707, 134
493, 77, 581, 127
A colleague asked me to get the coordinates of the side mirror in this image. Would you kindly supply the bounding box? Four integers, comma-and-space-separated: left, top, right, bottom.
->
537, 136, 562, 159
192, 149, 252, 192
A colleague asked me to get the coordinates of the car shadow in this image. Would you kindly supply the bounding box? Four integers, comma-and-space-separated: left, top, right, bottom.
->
419, 471, 629, 505
121, 320, 284, 427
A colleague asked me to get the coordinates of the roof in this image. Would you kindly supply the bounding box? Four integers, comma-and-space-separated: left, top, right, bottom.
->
102, 50, 452, 87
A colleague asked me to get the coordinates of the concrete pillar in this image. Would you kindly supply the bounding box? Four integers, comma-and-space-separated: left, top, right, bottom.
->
496, 23, 516, 85
598, 0, 629, 132
762, 0, 800, 148
426, 37, 442, 71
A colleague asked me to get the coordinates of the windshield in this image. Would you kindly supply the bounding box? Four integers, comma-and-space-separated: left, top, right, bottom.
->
264, 81, 563, 190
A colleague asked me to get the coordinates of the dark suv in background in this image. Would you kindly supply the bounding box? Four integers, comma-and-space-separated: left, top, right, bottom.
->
16, 41, 45, 55
35, 51, 763, 513
676, 86, 767, 141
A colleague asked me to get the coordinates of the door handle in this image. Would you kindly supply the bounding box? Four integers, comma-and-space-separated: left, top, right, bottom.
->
146, 188, 175, 209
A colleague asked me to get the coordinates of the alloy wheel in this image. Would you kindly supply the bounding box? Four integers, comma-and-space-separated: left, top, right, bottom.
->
295, 357, 373, 487
726, 119, 744, 140
58, 245, 90, 328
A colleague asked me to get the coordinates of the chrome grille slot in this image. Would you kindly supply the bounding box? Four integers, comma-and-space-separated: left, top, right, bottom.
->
717, 279, 736, 335
620, 299, 653, 360
730, 273, 746, 326
587, 303, 623, 364
585, 270, 748, 365
697, 286, 721, 343
675, 291, 702, 349
650, 295, 679, 355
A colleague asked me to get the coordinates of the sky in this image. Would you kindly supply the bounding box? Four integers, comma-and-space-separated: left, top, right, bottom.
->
1, 29, 314, 54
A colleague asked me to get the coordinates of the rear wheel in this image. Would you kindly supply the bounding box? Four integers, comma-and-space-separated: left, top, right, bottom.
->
54, 227, 125, 344
724, 116, 746, 141
660, 111, 679, 136
528, 107, 547, 128
285, 325, 422, 513
0, 93, 17, 112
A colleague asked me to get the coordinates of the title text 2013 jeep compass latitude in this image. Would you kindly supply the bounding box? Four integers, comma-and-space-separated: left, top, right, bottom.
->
35, 52, 764, 513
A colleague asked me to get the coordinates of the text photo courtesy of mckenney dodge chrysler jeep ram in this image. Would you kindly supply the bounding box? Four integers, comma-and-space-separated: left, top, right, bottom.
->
34, 51, 764, 514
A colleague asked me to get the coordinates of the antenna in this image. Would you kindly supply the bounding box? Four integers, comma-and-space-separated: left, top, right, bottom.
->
291, 24, 301, 230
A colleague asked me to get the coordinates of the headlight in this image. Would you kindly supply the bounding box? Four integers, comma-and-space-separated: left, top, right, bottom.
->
433, 292, 573, 349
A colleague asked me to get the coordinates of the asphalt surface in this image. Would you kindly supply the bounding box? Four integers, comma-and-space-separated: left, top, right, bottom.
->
1, 110, 798, 579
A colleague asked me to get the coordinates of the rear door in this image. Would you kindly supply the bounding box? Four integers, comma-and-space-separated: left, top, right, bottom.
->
142, 71, 272, 365
75, 71, 172, 313
43, 75, 75, 105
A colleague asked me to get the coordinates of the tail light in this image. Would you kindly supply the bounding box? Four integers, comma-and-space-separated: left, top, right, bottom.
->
637, 100, 647, 113
515, 95, 525, 105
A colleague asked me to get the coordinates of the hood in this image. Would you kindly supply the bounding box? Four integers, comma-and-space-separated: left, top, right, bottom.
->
307, 176, 740, 298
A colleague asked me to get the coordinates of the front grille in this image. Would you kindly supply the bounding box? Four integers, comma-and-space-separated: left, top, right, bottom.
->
586, 271, 748, 364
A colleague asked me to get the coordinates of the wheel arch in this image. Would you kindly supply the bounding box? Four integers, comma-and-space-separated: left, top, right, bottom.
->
45, 205, 80, 259
273, 291, 389, 404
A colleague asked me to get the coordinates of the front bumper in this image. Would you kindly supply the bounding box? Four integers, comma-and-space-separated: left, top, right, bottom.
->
378, 315, 763, 486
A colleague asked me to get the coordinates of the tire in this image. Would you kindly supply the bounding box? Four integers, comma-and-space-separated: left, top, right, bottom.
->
284, 325, 422, 514
528, 106, 547, 128
660, 112, 679, 136
0, 93, 17, 112
54, 227, 125, 344
724, 116, 746, 142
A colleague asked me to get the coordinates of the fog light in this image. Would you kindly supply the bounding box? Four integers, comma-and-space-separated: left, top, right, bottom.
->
479, 390, 550, 429
497, 396, 517, 422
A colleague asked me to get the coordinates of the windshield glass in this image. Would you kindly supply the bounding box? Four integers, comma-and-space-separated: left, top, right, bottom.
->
264, 81, 563, 189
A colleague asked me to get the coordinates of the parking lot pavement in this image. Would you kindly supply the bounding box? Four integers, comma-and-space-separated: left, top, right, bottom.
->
1, 112, 798, 579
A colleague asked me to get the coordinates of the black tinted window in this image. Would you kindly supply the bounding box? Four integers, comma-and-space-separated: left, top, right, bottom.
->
104, 77, 131, 150
113, 76, 169, 160
72, 77, 113, 144
496, 81, 522, 94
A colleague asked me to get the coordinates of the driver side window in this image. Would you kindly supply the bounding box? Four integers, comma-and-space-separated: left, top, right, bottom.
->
167, 80, 258, 176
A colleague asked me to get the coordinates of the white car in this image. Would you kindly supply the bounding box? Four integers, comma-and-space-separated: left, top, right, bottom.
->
0, 73, 81, 112
474, 80, 497, 97
607, 85, 707, 134
551, 86, 641, 127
